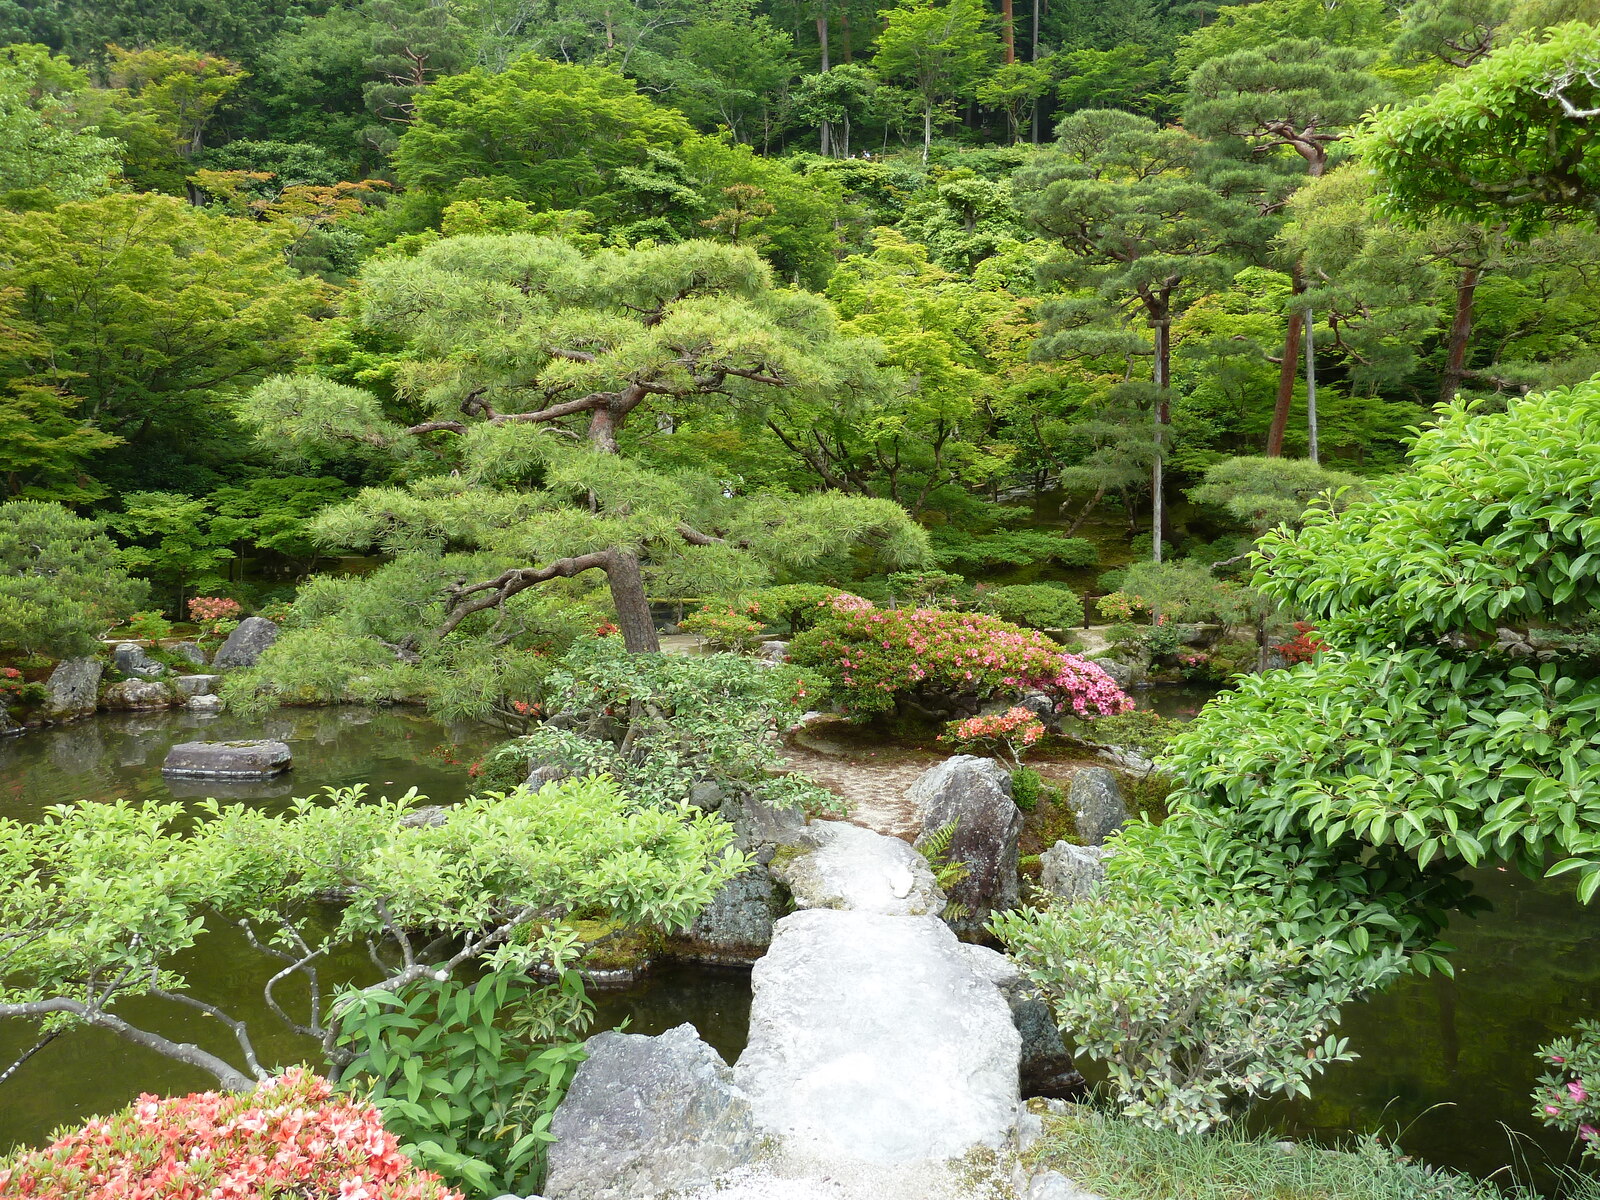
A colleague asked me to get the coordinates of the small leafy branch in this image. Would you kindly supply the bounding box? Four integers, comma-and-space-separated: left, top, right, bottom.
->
940, 706, 1046, 769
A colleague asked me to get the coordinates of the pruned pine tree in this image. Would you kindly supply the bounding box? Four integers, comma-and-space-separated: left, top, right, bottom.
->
243, 234, 928, 687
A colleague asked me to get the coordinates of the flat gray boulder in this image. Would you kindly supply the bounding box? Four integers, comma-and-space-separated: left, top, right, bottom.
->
544, 1023, 761, 1200
103, 679, 175, 710
174, 674, 221, 698
736, 908, 1021, 1165
1039, 841, 1107, 902
162, 739, 291, 777
212, 617, 279, 670
908, 756, 1021, 934
1067, 768, 1127, 846
44, 657, 101, 720
772, 821, 943, 917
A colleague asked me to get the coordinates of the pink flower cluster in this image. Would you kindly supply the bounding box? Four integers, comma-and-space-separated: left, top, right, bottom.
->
794, 602, 1132, 719
187, 597, 242, 624
945, 707, 1046, 748
0, 1068, 461, 1200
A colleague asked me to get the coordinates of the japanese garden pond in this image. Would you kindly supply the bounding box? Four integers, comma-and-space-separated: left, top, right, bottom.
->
0, 706, 1595, 1192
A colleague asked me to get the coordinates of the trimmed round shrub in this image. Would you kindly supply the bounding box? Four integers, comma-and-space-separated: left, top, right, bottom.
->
986, 583, 1085, 630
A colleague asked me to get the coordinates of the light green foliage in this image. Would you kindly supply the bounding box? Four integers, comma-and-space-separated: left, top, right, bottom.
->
1188, 456, 1369, 533
110, 491, 237, 613
0, 193, 322, 474
873, 0, 1000, 160
394, 55, 695, 219
641, 0, 794, 146
1032, 1106, 1507, 1200
1357, 22, 1600, 229
0, 44, 121, 201
984, 583, 1085, 630
1174, 0, 1395, 77
483, 636, 836, 813
337, 972, 592, 1195
994, 894, 1404, 1131
92, 44, 248, 195
0, 777, 742, 1092
0, 500, 148, 658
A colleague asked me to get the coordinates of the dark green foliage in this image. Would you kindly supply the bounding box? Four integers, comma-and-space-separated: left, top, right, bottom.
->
931, 527, 1098, 572
985, 583, 1085, 630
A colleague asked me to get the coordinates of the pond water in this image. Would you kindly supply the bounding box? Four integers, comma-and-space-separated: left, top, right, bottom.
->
1, 707, 1597, 1194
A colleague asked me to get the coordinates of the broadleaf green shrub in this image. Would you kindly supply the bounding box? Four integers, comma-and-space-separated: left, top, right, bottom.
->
983, 583, 1085, 630
994, 894, 1404, 1132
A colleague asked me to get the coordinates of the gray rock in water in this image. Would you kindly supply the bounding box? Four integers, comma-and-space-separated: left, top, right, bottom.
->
399, 804, 449, 828
0, 707, 19, 737
544, 1023, 761, 1200
1088, 656, 1135, 689
736, 908, 1021, 1165
186, 693, 223, 713
103, 679, 176, 710
113, 642, 166, 678
772, 821, 943, 917
171, 641, 210, 667
1067, 768, 1127, 846
212, 617, 279, 670
758, 640, 789, 663
162, 739, 291, 777
680, 866, 788, 962
1039, 841, 1107, 902
174, 674, 221, 698
908, 755, 1020, 935
43, 657, 101, 720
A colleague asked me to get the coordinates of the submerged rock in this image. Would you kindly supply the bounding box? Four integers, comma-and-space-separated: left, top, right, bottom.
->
736, 908, 1021, 1166
43, 657, 102, 721
174, 674, 221, 698
1066, 768, 1127, 846
907, 755, 1020, 935
771, 821, 943, 917
162, 739, 292, 777
544, 1023, 761, 1200
212, 617, 279, 670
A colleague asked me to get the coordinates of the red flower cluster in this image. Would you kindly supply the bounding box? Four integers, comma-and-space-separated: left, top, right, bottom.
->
187, 597, 242, 624
1273, 621, 1326, 665
0, 1069, 460, 1200
791, 602, 1132, 719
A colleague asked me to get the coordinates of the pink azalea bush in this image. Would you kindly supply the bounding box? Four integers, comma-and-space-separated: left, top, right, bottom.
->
788, 598, 1131, 720
0, 1068, 462, 1200
1533, 1020, 1600, 1159
941, 706, 1046, 768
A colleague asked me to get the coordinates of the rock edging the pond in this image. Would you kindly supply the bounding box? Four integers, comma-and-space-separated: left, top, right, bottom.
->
162, 740, 292, 778
544, 794, 1067, 1200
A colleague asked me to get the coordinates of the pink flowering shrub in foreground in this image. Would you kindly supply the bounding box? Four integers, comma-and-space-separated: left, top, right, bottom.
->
0, 1068, 462, 1200
788, 599, 1132, 720
1533, 1019, 1600, 1159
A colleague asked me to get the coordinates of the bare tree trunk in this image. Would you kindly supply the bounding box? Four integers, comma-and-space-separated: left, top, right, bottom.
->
1266, 282, 1304, 456
605, 550, 661, 653
1152, 319, 1170, 563
922, 101, 933, 163
1001, 0, 1015, 63
1440, 265, 1480, 403
1305, 307, 1319, 465
1030, 0, 1043, 143
840, 11, 852, 61
816, 12, 830, 70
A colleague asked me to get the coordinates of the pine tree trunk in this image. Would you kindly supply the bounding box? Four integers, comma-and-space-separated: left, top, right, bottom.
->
1266, 280, 1304, 456
1440, 265, 1480, 403
605, 550, 661, 653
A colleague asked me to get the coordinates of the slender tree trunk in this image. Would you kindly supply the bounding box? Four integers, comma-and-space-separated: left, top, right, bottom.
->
1030, 0, 1043, 143
841, 111, 851, 157
816, 12, 830, 71
1440, 265, 1480, 402
1151, 319, 1170, 563
1266, 279, 1304, 456
841, 11, 853, 61
922, 100, 932, 163
605, 550, 661, 653
1001, 0, 1015, 63
1304, 307, 1319, 465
